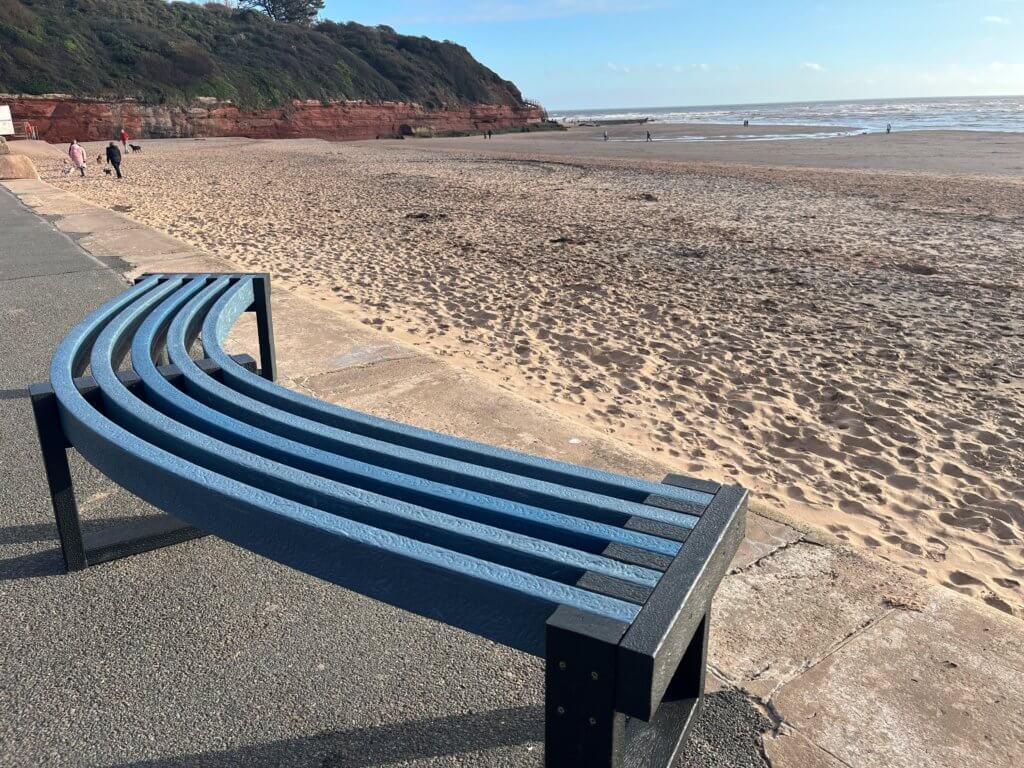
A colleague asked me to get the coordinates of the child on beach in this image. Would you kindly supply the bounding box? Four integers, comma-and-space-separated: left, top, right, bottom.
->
646, 131, 653, 142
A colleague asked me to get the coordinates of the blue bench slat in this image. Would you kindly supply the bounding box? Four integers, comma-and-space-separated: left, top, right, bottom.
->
203, 277, 715, 512
50, 277, 643, 650
133, 278, 683, 566
190, 280, 703, 533
90, 278, 663, 596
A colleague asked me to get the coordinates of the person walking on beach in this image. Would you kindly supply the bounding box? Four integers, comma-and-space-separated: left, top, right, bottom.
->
487, 129, 493, 140
603, 131, 609, 141
886, 123, 892, 134
120, 127, 129, 150
646, 130, 653, 142
68, 140, 87, 177
106, 141, 123, 179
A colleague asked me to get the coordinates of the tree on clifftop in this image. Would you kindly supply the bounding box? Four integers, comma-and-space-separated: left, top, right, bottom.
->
240, 0, 325, 25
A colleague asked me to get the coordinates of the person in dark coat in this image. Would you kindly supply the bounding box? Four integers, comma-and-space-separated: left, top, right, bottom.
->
105, 142, 123, 179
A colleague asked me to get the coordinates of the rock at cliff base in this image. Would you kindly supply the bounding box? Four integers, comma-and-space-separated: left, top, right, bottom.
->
0, 154, 40, 180
0, 137, 9, 155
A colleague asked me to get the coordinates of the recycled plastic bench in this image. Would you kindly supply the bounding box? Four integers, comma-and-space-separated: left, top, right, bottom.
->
29, 273, 747, 768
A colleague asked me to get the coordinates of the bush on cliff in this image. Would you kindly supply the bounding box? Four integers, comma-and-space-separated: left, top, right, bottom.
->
0, 0, 526, 109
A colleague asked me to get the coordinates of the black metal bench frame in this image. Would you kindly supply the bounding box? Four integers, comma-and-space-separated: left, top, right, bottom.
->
29, 272, 746, 768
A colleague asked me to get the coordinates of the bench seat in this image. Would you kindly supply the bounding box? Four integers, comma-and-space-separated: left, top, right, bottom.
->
30, 273, 747, 767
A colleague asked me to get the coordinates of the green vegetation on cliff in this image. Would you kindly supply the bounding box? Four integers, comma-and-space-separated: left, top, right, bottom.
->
0, 0, 527, 109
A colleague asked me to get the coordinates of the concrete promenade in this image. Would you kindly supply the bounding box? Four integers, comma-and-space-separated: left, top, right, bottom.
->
1, 179, 1022, 767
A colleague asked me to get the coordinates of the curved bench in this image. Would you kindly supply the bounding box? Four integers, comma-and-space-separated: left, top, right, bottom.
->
29, 273, 747, 768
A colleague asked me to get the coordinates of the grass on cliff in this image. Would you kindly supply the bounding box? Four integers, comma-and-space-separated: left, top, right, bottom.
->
0, 0, 526, 109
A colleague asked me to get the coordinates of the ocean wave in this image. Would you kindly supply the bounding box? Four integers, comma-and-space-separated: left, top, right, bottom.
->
552, 95, 1024, 133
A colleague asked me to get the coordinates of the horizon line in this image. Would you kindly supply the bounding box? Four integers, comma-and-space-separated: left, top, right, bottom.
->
547, 92, 1024, 113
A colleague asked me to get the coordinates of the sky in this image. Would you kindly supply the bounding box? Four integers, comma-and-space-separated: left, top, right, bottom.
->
302, 2, 1021, 109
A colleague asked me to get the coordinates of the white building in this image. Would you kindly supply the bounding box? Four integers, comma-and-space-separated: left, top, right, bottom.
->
0, 105, 14, 136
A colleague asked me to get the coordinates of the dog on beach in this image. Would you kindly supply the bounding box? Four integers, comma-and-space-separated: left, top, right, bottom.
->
103, 168, 112, 176
129, 144, 142, 153
96, 155, 103, 165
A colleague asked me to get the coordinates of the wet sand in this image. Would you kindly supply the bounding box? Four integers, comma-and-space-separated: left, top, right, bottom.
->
447, 124, 1024, 176
42, 128, 1024, 615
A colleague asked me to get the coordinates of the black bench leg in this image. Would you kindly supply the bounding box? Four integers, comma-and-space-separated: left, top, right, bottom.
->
29, 386, 87, 571
544, 606, 712, 768
545, 607, 629, 768
252, 274, 277, 382
622, 610, 710, 767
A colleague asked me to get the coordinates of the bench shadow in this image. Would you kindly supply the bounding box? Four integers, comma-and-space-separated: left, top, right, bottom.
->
107, 690, 769, 767
0, 516, 168, 581
0, 386, 30, 400
112, 705, 543, 767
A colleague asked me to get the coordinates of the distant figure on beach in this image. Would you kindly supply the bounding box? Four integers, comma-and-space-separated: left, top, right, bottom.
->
487, 129, 493, 139
25, 120, 35, 139
743, 119, 749, 127
646, 131, 653, 142
120, 128, 129, 150
603, 131, 609, 141
106, 142, 123, 179
68, 140, 87, 177
886, 123, 892, 134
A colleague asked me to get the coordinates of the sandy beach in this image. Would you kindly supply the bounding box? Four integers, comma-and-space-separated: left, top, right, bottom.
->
38, 127, 1024, 616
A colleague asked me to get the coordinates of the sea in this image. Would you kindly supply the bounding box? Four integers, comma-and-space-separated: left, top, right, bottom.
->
550, 95, 1024, 138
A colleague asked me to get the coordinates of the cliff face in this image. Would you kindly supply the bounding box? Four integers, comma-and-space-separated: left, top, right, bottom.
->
4, 95, 543, 143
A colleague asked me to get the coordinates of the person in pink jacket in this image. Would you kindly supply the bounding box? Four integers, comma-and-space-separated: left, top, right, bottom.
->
68, 140, 87, 177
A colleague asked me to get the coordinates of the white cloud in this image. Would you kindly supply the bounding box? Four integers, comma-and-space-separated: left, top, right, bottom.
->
606, 62, 631, 74
801, 61, 825, 72
981, 15, 1011, 24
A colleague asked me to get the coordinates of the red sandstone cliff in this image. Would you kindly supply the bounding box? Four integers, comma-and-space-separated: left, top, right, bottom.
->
2, 95, 545, 144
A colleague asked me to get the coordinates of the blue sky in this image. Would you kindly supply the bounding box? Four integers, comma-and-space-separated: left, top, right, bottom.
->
309, 2, 1020, 108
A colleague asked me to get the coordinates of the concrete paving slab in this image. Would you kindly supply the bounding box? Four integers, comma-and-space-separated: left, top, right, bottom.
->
763, 730, 848, 768
294, 355, 668, 481
53, 209, 142, 234
1, 178, 63, 195
78, 227, 191, 262
18, 193, 100, 216
773, 587, 1024, 768
731, 515, 803, 572
709, 542, 925, 700
223, 287, 417, 381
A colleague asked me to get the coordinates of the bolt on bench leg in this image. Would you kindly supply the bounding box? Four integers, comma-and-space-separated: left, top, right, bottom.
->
545, 607, 629, 767
544, 605, 712, 768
